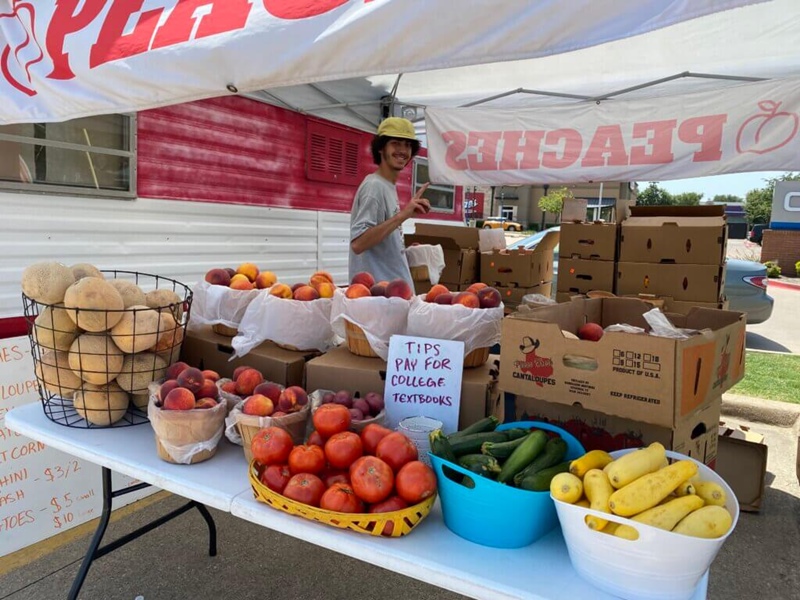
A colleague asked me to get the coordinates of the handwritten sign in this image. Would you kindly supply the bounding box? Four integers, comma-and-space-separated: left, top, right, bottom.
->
384, 335, 464, 433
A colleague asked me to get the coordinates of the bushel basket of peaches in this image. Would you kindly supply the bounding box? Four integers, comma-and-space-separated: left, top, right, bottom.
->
248, 404, 437, 537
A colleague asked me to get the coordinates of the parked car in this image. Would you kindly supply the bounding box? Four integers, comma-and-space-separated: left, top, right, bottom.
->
482, 217, 523, 232
748, 224, 767, 245
507, 226, 774, 324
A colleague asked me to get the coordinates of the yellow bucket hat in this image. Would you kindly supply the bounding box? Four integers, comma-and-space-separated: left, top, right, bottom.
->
377, 117, 417, 141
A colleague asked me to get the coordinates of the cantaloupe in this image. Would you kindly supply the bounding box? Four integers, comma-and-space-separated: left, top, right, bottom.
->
73, 382, 130, 426
150, 312, 184, 354
35, 350, 83, 398
115, 353, 167, 395
145, 289, 183, 321
108, 279, 147, 308
34, 305, 81, 351
68, 333, 124, 384
63, 278, 125, 332
110, 305, 161, 353
21, 262, 76, 305
131, 394, 150, 411
70, 263, 104, 281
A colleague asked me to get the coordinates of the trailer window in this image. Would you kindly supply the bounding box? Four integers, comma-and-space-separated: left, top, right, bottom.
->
413, 158, 454, 213
0, 114, 135, 198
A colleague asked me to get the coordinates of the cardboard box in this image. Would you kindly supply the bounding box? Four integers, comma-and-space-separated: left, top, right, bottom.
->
498, 282, 553, 309
182, 325, 319, 388
560, 223, 618, 261
498, 297, 746, 428
616, 262, 725, 303
556, 258, 616, 295
716, 423, 768, 512
512, 393, 720, 467
562, 198, 589, 222
481, 230, 559, 287
305, 346, 501, 430
405, 236, 478, 285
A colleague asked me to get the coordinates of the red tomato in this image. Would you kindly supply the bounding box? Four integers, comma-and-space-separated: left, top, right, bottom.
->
312, 404, 351, 438
395, 461, 437, 504
250, 426, 294, 466
288, 444, 326, 475
349, 456, 394, 504
375, 432, 418, 472
360, 423, 393, 455
282, 473, 326, 507
307, 429, 325, 447
324, 431, 363, 469
368, 495, 409, 536
319, 482, 365, 513
259, 464, 291, 494
320, 466, 350, 488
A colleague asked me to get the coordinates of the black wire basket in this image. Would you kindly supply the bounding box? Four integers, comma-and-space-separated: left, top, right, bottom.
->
22, 270, 193, 428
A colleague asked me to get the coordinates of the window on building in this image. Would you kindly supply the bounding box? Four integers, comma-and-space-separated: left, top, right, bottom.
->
0, 114, 135, 198
413, 158, 454, 212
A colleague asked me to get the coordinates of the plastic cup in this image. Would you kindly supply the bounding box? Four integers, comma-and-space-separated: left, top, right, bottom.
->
397, 416, 443, 466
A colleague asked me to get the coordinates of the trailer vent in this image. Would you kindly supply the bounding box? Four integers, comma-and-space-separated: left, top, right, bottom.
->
306, 120, 362, 186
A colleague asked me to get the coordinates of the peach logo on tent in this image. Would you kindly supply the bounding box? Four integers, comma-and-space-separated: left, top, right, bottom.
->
736, 101, 799, 155
513, 337, 555, 387
0, 1, 42, 97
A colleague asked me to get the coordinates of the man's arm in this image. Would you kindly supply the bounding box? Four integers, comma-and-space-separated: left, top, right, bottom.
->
351, 184, 430, 255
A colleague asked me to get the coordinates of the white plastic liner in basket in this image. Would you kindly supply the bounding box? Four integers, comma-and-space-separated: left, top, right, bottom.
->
330, 287, 410, 360
405, 296, 503, 355
405, 244, 446, 284
187, 280, 261, 330
231, 291, 339, 357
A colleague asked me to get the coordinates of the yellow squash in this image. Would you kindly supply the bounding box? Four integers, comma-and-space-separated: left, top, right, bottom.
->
604, 442, 667, 489
673, 505, 733, 538
550, 472, 584, 504
693, 481, 727, 506
608, 460, 698, 517
584, 469, 615, 531
570, 450, 614, 478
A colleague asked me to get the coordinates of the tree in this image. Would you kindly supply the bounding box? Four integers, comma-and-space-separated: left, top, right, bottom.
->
712, 194, 743, 204
636, 182, 673, 206
538, 186, 573, 227
744, 172, 800, 224
672, 192, 703, 206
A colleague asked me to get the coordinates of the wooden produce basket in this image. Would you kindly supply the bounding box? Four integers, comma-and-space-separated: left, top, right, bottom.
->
464, 347, 490, 368
212, 323, 239, 337
344, 320, 379, 358
235, 403, 310, 462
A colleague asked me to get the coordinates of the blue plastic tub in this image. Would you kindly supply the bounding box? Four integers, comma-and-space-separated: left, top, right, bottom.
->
429, 421, 584, 549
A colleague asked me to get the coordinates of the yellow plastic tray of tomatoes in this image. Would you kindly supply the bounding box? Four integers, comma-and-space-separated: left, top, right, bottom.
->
248, 460, 436, 537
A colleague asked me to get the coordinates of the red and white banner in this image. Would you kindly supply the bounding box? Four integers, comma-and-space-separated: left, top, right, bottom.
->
426, 77, 800, 184
0, 0, 761, 125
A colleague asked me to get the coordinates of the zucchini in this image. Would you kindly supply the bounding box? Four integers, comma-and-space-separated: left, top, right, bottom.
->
513, 437, 568, 486
496, 430, 548, 484
517, 461, 571, 491
448, 416, 499, 439
499, 427, 530, 441
481, 435, 529, 460
458, 453, 501, 478
429, 429, 459, 464
448, 431, 508, 456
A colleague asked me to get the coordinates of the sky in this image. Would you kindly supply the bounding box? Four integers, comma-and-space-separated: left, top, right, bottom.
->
637, 171, 792, 201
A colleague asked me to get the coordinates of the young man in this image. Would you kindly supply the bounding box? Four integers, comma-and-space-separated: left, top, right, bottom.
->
349, 117, 430, 286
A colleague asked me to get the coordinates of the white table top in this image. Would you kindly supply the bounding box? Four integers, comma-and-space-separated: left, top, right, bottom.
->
7, 403, 707, 600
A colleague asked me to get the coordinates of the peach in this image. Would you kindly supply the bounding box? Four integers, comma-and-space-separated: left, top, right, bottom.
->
194, 398, 218, 409
477, 287, 502, 309
235, 367, 264, 396
453, 291, 480, 308
277, 386, 308, 413
159, 379, 180, 401
310, 271, 334, 285
254, 381, 283, 403
232, 366, 250, 380
255, 271, 277, 289
236, 262, 260, 282
221, 380, 239, 395
242, 394, 275, 417
269, 283, 293, 299
386, 279, 413, 300
163, 387, 196, 410
177, 367, 205, 394
425, 284, 450, 303
196, 379, 219, 400
229, 275, 254, 291
166, 361, 190, 380
578, 322, 604, 342
205, 268, 231, 287
370, 283, 387, 297
291, 282, 306, 293
293, 285, 320, 301
466, 282, 488, 294
311, 280, 335, 299
201, 369, 220, 382
351, 271, 375, 289
345, 283, 371, 299
434, 292, 454, 305
224, 268, 236, 278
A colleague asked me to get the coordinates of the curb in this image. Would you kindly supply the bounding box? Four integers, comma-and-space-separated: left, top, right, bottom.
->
721, 393, 800, 429
768, 279, 800, 292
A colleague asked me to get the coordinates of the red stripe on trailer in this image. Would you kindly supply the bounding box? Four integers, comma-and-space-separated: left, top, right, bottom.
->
0, 316, 29, 340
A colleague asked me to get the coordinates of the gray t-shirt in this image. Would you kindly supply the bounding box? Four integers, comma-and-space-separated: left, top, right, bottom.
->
349, 173, 413, 286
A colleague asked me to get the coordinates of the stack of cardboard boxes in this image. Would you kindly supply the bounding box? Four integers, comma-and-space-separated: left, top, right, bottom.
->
498, 296, 747, 467
404, 224, 482, 296
556, 222, 618, 303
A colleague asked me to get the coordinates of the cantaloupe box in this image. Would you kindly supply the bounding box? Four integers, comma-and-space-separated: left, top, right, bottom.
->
498, 282, 553, 310
480, 229, 559, 287
618, 205, 728, 265
182, 325, 319, 388
715, 423, 768, 512
510, 393, 720, 467
616, 262, 726, 303
557, 258, 616, 296
406, 224, 481, 285
560, 222, 618, 261
498, 297, 746, 428
305, 346, 501, 430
